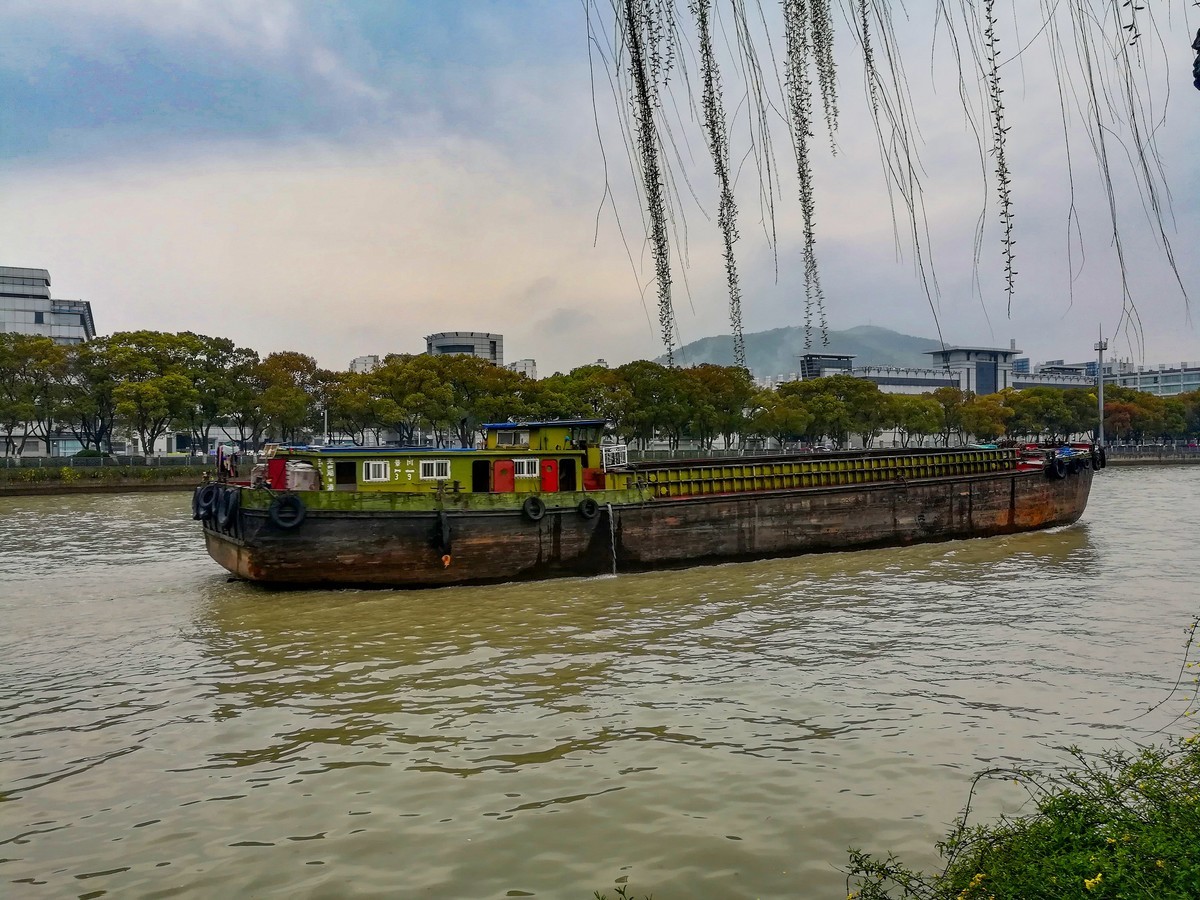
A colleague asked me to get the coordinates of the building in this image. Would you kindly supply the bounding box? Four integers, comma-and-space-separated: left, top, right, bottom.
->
0, 266, 95, 344
426, 331, 503, 366
506, 358, 538, 379
349, 355, 381, 374
923, 345, 1024, 394
851, 365, 960, 394
1107, 361, 1200, 397
799, 353, 854, 380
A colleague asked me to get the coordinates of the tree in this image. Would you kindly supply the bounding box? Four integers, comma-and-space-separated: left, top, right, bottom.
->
930, 387, 968, 447
103, 331, 205, 454
224, 351, 269, 449
175, 333, 255, 454
259, 351, 319, 443
373, 354, 455, 445
749, 391, 812, 448
683, 364, 755, 449
778, 375, 886, 447
114, 372, 197, 455
891, 394, 942, 448
58, 339, 119, 453
0, 334, 38, 456
960, 393, 1012, 443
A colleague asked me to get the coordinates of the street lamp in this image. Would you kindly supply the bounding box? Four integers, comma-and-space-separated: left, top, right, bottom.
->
1094, 332, 1108, 448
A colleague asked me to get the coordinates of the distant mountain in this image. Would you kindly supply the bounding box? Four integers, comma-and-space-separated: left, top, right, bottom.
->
657, 325, 944, 376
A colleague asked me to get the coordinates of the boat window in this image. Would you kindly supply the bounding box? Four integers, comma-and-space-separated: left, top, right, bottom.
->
419, 459, 451, 480
363, 460, 390, 482
496, 430, 530, 447
513, 458, 539, 477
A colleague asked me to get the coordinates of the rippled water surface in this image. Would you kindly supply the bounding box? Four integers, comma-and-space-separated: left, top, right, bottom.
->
2, 468, 1198, 898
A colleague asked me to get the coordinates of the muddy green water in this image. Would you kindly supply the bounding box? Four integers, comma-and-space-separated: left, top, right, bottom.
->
2, 467, 1197, 899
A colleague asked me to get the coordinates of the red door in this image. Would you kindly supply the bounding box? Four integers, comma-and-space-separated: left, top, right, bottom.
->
493, 459, 515, 492
540, 458, 559, 493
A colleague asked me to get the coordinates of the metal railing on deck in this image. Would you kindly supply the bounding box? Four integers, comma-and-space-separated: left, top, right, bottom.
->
633, 448, 1019, 499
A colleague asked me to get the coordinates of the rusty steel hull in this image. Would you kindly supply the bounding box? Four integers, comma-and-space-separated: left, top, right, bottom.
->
201, 466, 1093, 588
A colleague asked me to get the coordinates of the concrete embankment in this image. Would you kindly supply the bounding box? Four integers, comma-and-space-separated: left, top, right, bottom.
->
1105, 453, 1200, 466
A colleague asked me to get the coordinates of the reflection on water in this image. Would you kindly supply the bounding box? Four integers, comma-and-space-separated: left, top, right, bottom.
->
2, 470, 1197, 898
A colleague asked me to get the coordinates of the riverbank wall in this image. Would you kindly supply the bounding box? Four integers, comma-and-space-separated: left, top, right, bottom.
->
0, 465, 211, 497
1105, 450, 1200, 466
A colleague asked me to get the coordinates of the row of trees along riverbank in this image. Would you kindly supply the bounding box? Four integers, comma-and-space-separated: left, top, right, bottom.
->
3, 330, 1200, 455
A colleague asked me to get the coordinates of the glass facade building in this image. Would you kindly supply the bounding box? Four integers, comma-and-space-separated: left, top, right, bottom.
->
0, 266, 96, 344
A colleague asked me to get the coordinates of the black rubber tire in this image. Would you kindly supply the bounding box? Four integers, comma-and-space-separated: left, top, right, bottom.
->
1067, 458, 1081, 475
217, 487, 240, 529
196, 483, 220, 519
522, 496, 546, 522
268, 494, 307, 530
191, 485, 204, 520
578, 498, 600, 519
1050, 458, 1067, 479
1098, 447, 1107, 469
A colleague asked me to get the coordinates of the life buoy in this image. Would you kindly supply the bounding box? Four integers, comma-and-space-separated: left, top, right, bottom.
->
196, 483, 219, 520
268, 494, 306, 529
578, 497, 600, 519
217, 487, 240, 529
522, 496, 546, 522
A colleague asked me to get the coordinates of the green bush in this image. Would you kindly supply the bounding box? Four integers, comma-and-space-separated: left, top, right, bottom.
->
0, 464, 213, 487
846, 733, 1200, 900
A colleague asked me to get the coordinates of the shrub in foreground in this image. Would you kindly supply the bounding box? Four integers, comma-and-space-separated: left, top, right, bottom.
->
847, 733, 1200, 899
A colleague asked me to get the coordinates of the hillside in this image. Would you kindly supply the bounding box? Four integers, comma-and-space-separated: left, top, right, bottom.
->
658, 325, 944, 376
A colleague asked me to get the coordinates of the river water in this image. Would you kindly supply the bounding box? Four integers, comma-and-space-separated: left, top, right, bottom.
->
2, 467, 1197, 899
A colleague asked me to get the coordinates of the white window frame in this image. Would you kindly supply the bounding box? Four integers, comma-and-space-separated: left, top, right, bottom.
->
419, 459, 452, 481
362, 460, 391, 482
513, 458, 540, 478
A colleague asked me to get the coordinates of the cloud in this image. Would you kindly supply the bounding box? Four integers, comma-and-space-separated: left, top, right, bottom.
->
0, 136, 674, 374
1, 3, 1195, 381
0, 0, 384, 104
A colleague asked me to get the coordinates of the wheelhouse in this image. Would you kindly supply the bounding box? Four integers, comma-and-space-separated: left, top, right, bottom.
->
252, 419, 631, 494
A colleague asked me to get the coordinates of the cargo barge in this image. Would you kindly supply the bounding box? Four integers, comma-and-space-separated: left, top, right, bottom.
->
194, 419, 1100, 587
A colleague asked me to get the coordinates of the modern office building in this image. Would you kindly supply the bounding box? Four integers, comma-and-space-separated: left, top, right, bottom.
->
0, 266, 96, 344
426, 331, 503, 366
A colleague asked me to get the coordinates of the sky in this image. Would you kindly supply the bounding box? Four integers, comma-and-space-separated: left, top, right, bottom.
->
1, 1, 1197, 376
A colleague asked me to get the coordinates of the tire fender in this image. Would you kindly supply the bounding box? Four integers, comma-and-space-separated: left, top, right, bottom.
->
196, 483, 220, 519
522, 496, 546, 522
268, 494, 306, 530
217, 487, 241, 529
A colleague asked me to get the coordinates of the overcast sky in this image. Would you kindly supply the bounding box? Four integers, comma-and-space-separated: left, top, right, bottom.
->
1, 1, 1196, 375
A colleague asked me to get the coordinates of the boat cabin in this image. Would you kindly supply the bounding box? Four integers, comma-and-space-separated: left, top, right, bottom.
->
252, 419, 631, 494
